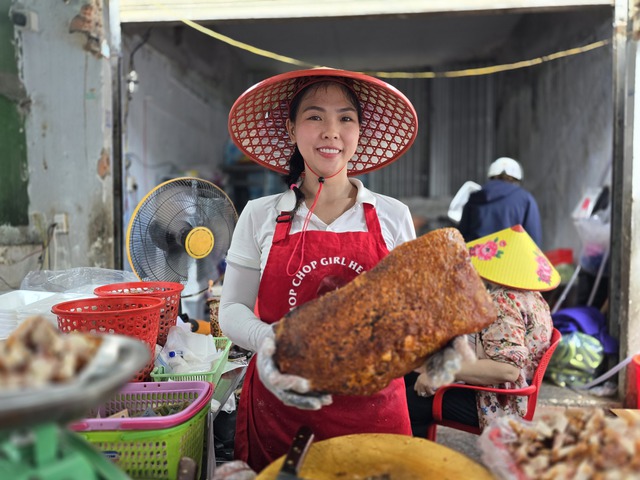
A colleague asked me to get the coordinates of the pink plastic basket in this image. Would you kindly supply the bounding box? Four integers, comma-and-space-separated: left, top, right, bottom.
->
94, 282, 184, 347
70, 381, 213, 480
71, 381, 213, 431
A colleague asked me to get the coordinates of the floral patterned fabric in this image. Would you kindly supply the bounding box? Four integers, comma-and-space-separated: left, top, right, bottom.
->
474, 287, 553, 429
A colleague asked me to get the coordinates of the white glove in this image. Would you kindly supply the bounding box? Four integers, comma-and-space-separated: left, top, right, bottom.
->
257, 335, 333, 411
212, 460, 256, 480
416, 336, 476, 397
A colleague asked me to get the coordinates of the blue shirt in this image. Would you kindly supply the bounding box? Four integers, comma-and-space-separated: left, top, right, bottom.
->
458, 179, 543, 246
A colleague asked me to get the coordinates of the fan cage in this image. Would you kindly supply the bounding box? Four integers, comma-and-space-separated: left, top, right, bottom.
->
126, 177, 238, 294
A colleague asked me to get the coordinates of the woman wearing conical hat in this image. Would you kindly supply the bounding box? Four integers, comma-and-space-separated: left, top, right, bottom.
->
406, 225, 559, 433
220, 68, 419, 470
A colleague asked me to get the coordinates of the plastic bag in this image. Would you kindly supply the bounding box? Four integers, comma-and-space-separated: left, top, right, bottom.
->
545, 331, 603, 387
212, 460, 256, 480
20, 267, 138, 293
552, 306, 618, 355
573, 215, 610, 276
420, 336, 475, 394
155, 323, 225, 374
479, 409, 640, 480
478, 416, 528, 480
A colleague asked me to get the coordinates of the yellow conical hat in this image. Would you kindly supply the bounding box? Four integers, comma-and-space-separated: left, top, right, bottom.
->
466, 225, 560, 291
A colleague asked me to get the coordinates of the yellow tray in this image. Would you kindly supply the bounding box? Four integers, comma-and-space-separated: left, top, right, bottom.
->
257, 433, 493, 480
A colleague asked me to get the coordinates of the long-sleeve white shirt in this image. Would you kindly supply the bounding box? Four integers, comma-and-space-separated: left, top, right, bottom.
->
219, 178, 416, 352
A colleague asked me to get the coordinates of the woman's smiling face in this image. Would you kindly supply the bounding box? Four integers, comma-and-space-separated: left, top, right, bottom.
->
286, 82, 361, 179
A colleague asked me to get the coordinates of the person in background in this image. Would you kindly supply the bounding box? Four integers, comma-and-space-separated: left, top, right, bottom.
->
458, 157, 543, 246
406, 225, 559, 434
219, 68, 425, 472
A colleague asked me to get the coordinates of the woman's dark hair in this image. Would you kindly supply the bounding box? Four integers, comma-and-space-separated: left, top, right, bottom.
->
282, 81, 362, 208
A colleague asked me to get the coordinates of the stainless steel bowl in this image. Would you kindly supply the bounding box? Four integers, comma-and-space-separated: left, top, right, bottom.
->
0, 334, 150, 430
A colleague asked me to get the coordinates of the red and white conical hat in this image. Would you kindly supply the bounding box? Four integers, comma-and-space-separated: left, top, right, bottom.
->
228, 68, 418, 176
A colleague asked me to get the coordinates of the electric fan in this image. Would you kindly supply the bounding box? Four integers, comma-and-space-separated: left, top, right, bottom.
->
126, 177, 238, 300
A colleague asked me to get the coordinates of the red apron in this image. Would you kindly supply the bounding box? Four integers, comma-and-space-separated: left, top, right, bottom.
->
234, 203, 412, 471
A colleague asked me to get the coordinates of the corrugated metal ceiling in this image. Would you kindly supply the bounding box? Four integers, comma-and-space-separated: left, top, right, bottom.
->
119, 0, 612, 23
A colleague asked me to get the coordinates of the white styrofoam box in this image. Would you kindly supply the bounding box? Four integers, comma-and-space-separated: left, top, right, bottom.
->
0, 317, 18, 325
0, 328, 15, 336
16, 293, 95, 328
0, 316, 17, 341
0, 291, 56, 336
0, 290, 55, 312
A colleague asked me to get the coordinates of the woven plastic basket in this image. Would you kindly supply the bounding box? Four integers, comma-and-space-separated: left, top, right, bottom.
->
52, 296, 163, 382
151, 337, 232, 387
70, 381, 213, 480
94, 282, 184, 347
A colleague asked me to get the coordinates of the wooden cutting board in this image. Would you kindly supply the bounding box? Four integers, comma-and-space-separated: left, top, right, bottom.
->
257, 433, 494, 480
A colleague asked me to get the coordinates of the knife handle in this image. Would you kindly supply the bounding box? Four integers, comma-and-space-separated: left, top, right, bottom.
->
281, 426, 314, 474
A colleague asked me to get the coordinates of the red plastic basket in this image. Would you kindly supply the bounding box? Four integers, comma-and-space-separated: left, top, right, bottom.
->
52, 296, 164, 382
94, 282, 184, 347
544, 248, 574, 266
633, 354, 640, 408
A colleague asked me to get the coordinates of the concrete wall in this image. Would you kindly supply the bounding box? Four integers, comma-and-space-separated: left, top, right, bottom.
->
120, 25, 247, 261
0, 3, 249, 290
494, 11, 612, 255
0, 0, 115, 291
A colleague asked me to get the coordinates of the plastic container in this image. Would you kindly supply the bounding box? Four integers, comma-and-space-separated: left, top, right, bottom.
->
631, 355, 640, 409
207, 296, 223, 337
624, 354, 640, 409
70, 381, 213, 480
94, 282, 184, 347
151, 337, 232, 387
52, 296, 164, 382
544, 248, 574, 266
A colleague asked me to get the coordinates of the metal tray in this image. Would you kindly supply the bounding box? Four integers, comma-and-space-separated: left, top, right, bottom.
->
0, 334, 150, 430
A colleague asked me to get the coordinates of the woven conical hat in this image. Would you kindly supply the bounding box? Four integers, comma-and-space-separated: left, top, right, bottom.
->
228, 68, 418, 176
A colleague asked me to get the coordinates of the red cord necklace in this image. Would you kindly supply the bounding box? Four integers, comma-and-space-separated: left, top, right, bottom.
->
285, 163, 347, 276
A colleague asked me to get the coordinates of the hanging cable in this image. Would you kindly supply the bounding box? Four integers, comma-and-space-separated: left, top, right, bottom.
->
286, 177, 325, 277
285, 163, 346, 276
123, 28, 152, 130
150, 2, 609, 78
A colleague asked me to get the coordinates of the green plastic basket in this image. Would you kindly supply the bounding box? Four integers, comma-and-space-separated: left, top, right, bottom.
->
77, 407, 208, 480
73, 381, 213, 480
150, 337, 232, 387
